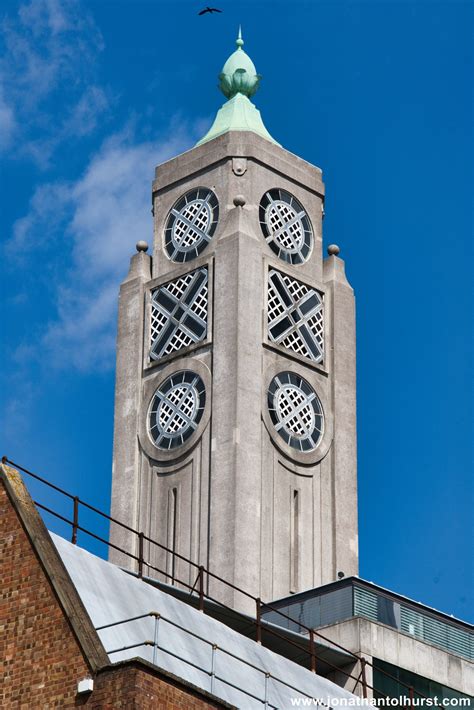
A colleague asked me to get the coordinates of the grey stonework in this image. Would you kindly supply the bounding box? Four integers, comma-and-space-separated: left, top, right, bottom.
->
110, 131, 358, 612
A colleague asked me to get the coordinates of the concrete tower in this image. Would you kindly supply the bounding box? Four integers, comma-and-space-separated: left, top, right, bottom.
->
110, 31, 358, 609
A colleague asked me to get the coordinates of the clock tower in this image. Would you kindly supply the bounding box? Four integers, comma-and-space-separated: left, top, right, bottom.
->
110, 31, 358, 611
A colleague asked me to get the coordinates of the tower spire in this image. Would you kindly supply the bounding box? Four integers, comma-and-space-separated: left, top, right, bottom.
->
195, 28, 279, 146
218, 25, 260, 100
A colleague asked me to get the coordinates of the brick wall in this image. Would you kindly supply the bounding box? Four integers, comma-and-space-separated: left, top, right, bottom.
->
78, 663, 229, 709
1, 475, 229, 709
0, 481, 91, 707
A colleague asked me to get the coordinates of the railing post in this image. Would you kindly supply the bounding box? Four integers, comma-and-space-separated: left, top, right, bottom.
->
256, 597, 262, 644
309, 629, 316, 673
352, 667, 362, 695
138, 532, 144, 578
360, 657, 368, 699
264, 672, 270, 708
71, 496, 79, 545
198, 565, 205, 611
151, 612, 160, 666
210, 644, 217, 694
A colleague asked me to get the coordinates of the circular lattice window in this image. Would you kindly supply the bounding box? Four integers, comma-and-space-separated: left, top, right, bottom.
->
164, 188, 219, 262
259, 189, 313, 265
267, 372, 324, 452
148, 370, 206, 450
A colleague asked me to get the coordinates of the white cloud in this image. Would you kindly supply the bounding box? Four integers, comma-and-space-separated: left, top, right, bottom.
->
11, 122, 200, 371
62, 85, 109, 139
0, 86, 15, 150
12, 181, 71, 250
0, 375, 39, 444
0, 0, 107, 165
19, 0, 77, 35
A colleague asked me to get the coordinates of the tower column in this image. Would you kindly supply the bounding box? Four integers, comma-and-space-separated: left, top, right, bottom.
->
110, 247, 151, 566
210, 203, 263, 608
324, 249, 359, 579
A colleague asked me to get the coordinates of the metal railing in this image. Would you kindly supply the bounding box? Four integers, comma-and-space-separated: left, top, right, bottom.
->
96, 611, 323, 709
1, 456, 438, 708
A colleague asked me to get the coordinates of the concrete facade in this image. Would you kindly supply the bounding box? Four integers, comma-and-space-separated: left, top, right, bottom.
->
320, 617, 474, 699
110, 131, 358, 610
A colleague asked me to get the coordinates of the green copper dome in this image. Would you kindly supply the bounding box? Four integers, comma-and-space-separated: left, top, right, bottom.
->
195, 28, 280, 147
219, 27, 260, 99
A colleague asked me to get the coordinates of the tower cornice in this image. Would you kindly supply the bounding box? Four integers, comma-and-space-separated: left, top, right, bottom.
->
152, 131, 324, 200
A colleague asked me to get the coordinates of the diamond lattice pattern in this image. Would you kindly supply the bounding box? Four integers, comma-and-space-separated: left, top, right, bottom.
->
267, 269, 324, 363
148, 370, 206, 450
157, 384, 198, 435
267, 201, 305, 251
277, 386, 315, 437
173, 200, 211, 248
150, 267, 208, 361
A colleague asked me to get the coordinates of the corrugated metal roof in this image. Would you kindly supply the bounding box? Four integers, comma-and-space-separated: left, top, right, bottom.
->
52, 533, 359, 709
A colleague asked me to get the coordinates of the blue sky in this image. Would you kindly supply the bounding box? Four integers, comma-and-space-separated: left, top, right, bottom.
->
1, 0, 472, 623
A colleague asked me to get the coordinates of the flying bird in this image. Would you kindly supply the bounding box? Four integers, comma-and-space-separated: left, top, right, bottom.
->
198, 7, 222, 15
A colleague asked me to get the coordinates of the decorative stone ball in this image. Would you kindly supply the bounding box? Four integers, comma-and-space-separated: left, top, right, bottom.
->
136, 241, 149, 253
233, 195, 246, 207
327, 244, 340, 256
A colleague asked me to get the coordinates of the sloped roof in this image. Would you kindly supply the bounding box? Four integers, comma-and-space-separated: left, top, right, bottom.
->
52, 533, 359, 709
0, 464, 108, 672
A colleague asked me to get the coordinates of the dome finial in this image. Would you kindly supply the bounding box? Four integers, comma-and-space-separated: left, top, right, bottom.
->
218, 29, 260, 99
